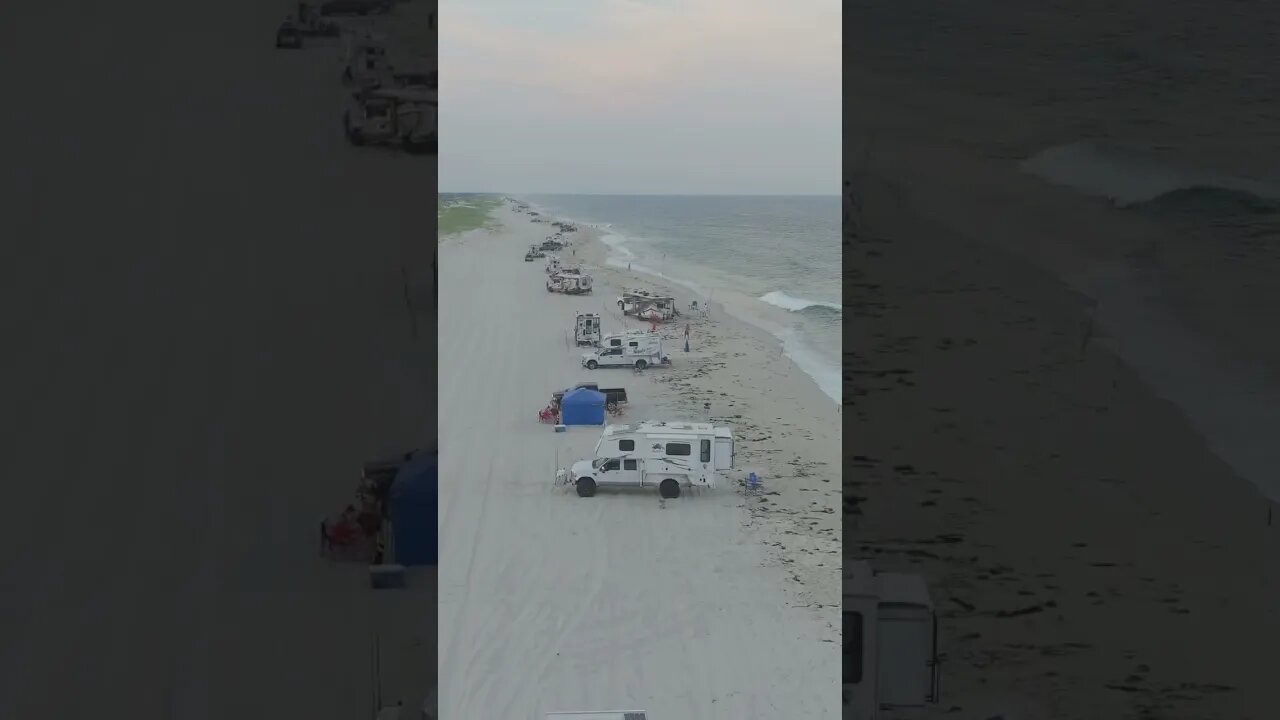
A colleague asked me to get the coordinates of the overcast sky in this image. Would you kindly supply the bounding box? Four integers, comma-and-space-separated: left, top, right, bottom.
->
439, 0, 841, 195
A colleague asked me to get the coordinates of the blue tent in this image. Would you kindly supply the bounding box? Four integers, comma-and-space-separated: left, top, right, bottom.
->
389, 450, 437, 566
560, 387, 606, 426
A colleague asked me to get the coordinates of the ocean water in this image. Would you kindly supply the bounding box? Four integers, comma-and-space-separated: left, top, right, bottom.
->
518, 194, 841, 404
851, 1, 1280, 498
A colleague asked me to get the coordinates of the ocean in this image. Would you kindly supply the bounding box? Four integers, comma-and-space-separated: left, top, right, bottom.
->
850, 1, 1280, 498
517, 194, 842, 404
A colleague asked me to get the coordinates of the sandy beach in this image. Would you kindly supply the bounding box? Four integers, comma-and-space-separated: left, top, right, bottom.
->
438, 201, 841, 718
848, 53, 1279, 720
0, 2, 435, 717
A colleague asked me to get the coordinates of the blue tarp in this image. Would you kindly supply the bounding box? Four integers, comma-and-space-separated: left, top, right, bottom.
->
389, 449, 437, 566
560, 387, 606, 426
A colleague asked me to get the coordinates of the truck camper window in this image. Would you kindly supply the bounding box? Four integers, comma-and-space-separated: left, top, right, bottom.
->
666, 442, 691, 456
619, 439, 635, 451
700, 439, 711, 462
843, 611, 863, 683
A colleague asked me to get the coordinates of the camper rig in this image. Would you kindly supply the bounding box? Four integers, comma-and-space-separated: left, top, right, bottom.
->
555, 421, 734, 498
574, 312, 601, 346
547, 272, 592, 295
845, 560, 940, 719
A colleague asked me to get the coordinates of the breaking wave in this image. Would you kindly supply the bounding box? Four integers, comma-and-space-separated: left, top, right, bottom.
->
1128, 186, 1280, 217
1020, 141, 1280, 213
759, 291, 842, 314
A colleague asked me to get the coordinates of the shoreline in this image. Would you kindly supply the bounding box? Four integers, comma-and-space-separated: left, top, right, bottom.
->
515, 197, 843, 406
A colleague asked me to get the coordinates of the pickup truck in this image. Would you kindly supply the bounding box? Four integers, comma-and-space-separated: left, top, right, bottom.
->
552, 383, 627, 408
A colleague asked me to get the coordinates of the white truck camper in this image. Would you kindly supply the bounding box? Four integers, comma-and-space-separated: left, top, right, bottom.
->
548, 272, 592, 294
581, 335, 668, 370
844, 561, 940, 720
556, 421, 735, 498
575, 312, 601, 346
599, 329, 655, 348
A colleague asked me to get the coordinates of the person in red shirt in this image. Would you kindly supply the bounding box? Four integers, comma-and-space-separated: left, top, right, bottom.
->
327, 505, 360, 548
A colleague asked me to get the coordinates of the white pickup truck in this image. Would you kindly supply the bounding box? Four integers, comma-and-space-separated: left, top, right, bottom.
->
581, 339, 669, 370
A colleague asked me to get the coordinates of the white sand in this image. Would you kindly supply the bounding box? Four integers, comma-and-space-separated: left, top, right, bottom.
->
0, 2, 435, 717
439, 204, 840, 719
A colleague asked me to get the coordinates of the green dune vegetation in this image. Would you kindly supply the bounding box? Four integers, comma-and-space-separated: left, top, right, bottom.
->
438, 194, 502, 238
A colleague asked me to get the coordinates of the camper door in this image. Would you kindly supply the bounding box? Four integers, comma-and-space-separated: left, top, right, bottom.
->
876, 606, 936, 708
713, 436, 733, 470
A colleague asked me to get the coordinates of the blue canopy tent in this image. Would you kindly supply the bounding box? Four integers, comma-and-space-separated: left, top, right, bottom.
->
388, 449, 437, 566
560, 387, 606, 426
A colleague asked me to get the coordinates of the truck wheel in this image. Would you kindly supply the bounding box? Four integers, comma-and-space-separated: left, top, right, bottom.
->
659, 478, 680, 499
576, 477, 596, 497
634, 359, 647, 370
586, 360, 598, 369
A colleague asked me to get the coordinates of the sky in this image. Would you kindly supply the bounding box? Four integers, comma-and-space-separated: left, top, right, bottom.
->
439, 0, 842, 195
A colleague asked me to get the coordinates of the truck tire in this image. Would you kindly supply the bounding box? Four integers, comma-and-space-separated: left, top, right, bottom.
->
586, 360, 598, 369
634, 359, 647, 370
576, 477, 596, 497
659, 478, 680, 499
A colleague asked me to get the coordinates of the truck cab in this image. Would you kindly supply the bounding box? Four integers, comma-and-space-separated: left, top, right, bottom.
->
582, 337, 666, 369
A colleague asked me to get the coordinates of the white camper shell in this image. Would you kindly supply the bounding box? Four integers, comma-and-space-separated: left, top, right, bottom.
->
599, 329, 655, 349
844, 561, 940, 719
557, 421, 735, 498
581, 334, 668, 369
542, 707, 645, 712
342, 34, 390, 88
575, 312, 601, 346
547, 272, 592, 295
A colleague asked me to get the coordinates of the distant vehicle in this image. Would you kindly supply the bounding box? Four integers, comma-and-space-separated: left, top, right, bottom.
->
845, 560, 940, 719
342, 35, 391, 88
344, 87, 436, 154
390, 68, 437, 90
581, 335, 668, 370
547, 272, 592, 295
525, 245, 545, 261
574, 312, 601, 346
275, 22, 303, 48
320, 0, 394, 16
617, 291, 675, 320
555, 421, 735, 498
293, 3, 341, 36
